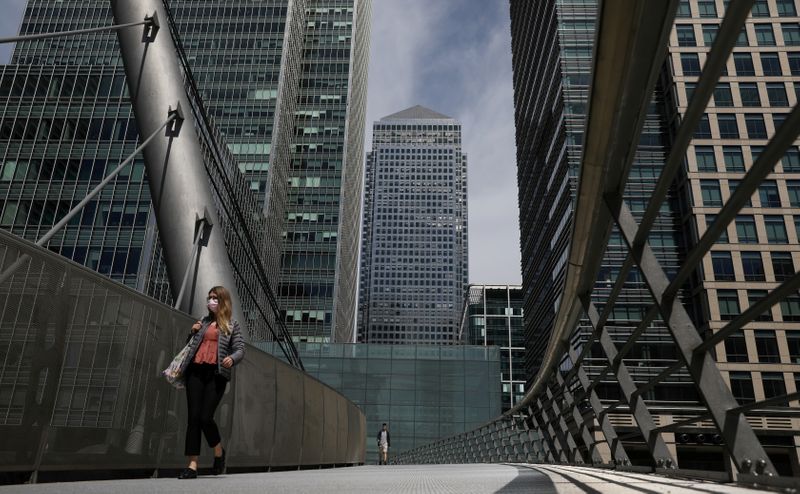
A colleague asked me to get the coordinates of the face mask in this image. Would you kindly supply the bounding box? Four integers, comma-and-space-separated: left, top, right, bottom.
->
207, 298, 219, 313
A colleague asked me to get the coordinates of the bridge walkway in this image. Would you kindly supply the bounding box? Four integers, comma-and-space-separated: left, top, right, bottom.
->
0, 464, 767, 493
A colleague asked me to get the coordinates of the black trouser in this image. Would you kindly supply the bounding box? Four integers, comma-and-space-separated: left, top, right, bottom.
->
184, 363, 227, 456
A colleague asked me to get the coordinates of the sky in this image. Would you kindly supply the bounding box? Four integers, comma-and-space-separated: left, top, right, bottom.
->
0, 0, 523, 285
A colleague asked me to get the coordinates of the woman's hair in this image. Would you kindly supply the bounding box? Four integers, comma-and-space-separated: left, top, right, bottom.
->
208, 285, 233, 335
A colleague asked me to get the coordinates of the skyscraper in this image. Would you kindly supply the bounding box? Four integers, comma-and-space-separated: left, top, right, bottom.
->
0, 0, 371, 343
510, 0, 800, 470
358, 105, 468, 344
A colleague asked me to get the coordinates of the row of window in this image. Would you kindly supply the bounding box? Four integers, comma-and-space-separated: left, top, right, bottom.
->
691, 145, 800, 172
711, 250, 796, 281
724, 330, 800, 363
716, 289, 800, 320
676, 23, 800, 48
695, 113, 785, 139
728, 371, 797, 405
678, 0, 798, 19
699, 179, 800, 208
681, 51, 800, 77
703, 213, 800, 244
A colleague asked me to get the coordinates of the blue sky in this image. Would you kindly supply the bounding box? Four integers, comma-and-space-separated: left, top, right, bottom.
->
0, 0, 522, 284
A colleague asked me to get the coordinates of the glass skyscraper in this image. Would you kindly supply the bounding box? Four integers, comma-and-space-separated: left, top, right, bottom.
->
0, 0, 371, 343
510, 0, 800, 471
358, 105, 469, 344
461, 284, 526, 412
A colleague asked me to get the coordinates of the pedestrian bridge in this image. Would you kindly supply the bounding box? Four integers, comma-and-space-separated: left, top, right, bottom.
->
0, 465, 769, 494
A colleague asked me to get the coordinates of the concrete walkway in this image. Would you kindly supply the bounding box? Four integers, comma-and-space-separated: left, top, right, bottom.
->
0, 464, 769, 493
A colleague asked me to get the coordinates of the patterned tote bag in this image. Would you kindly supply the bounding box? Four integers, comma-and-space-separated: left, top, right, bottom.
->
162, 342, 192, 389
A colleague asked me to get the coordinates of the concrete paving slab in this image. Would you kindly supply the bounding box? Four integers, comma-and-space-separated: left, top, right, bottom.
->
0, 464, 770, 494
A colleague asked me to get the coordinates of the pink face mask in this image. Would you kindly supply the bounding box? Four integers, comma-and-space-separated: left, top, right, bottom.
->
207, 297, 219, 313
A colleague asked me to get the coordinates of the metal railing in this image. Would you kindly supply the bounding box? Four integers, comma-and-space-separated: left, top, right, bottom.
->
394, 1, 800, 490
0, 229, 364, 482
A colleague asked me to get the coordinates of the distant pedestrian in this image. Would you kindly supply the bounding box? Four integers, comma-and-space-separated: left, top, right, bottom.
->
377, 423, 391, 465
178, 286, 245, 479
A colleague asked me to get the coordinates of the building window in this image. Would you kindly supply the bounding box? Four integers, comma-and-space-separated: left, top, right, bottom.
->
702, 24, 718, 45
695, 146, 717, 171
756, 329, 780, 360
765, 215, 789, 243
718, 289, 741, 320
766, 82, 789, 106
762, 372, 787, 399
772, 252, 795, 281
736, 215, 759, 243
677, 0, 691, 17
698, 0, 717, 17
745, 114, 767, 139
788, 180, 800, 207
760, 52, 783, 76
750, 293, 774, 322
752, 0, 771, 16
723, 146, 745, 172
783, 148, 800, 172
725, 331, 749, 362
741, 252, 766, 281
734, 53, 756, 75
759, 180, 781, 207
729, 371, 755, 404
695, 114, 712, 138
755, 24, 777, 46
737, 27, 750, 47
781, 294, 800, 321
787, 332, 800, 364
790, 53, 800, 75
701, 180, 723, 206
777, 0, 797, 16
718, 114, 740, 138
681, 53, 702, 76
739, 82, 761, 106
676, 25, 696, 46
714, 83, 734, 107
782, 24, 800, 45
712, 251, 736, 280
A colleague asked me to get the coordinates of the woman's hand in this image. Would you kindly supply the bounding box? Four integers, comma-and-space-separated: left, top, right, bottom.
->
222, 356, 234, 368
191, 321, 202, 333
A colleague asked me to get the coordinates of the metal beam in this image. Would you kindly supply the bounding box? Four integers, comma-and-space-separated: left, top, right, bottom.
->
110, 0, 244, 321
612, 201, 778, 477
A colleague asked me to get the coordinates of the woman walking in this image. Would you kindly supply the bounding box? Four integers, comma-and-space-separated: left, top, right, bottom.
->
178, 285, 245, 479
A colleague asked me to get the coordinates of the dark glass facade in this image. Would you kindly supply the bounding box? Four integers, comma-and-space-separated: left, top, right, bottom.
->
461, 284, 526, 412
511, 0, 800, 469
357, 105, 469, 344
258, 341, 501, 462
0, 0, 372, 344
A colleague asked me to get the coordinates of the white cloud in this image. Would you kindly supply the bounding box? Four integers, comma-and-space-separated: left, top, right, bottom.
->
364, 0, 521, 285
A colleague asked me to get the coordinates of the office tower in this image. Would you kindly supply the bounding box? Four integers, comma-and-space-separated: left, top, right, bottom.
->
510, 0, 800, 469
461, 284, 526, 412
0, 0, 371, 343
670, 0, 800, 463
282, 1, 372, 343
358, 105, 468, 344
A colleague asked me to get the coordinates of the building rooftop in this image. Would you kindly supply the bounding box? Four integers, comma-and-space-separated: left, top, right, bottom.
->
381, 104, 454, 121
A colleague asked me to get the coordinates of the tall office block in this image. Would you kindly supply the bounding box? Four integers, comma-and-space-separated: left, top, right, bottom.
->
0, 0, 371, 343
510, 0, 800, 469
358, 105, 468, 344
669, 0, 800, 469
461, 284, 526, 412
281, 0, 372, 343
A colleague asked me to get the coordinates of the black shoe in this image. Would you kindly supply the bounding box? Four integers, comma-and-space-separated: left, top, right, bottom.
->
177, 468, 197, 479
213, 448, 226, 475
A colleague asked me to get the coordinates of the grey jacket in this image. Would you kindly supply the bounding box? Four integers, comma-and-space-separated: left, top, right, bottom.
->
180, 316, 245, 381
